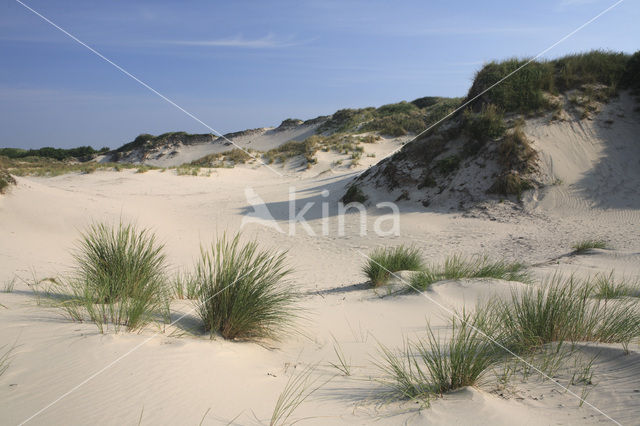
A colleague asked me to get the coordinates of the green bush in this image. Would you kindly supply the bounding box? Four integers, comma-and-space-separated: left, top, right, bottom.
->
194, 234, 297, 340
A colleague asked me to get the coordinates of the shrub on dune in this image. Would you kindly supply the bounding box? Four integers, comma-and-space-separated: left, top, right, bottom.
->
363, 245, 423, 287
194, 234, 297, 340
61, 221, 169, 332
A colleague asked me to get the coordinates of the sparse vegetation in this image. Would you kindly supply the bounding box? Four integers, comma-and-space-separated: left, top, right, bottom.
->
0, 165, 16, 193
378, 312, 502, 401
341, 184, 367, 204
590, 272, 640, 299
194, 234, 297, 340
0, 342, 16, 377
463, 104, 506, 142
362, 245, 423, 287
490, 125, 538, 196
172, 271, 200, 300
0, 146, 109, 161
270, 364, 325, 426
409, 254, 530, 291
495, 275, 640, 352
572, 239, 608, 253
1, 156, 158, 177
59, 222, 170, 332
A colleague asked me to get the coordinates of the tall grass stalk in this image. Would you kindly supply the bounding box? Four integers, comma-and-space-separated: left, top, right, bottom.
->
194, 233, 297, 340
269, 364, 325, 426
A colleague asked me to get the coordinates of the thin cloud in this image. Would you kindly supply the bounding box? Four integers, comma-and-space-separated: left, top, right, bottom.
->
163, 33, 302, 48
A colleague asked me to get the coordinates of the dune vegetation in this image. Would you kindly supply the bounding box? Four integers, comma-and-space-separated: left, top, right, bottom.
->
572, 239, 608, 253
378, 272, 640, 404
193, 233, 297, 340
58, 222, 170, 332
362, 245, 424, 287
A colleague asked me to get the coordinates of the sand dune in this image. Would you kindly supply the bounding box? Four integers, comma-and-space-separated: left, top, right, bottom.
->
1, 95, 639, 424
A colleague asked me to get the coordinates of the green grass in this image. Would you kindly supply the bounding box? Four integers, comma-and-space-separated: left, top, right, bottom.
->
572, 239, 608, 253
590, 272, 640, 299
378, 311, 502, 400
495, 275, 640, 352
194, 233, 297, 340
463, 104, 506, 142
59, 221, 169, 332
409, 254, 531, 291
466, 50, 634, 113
2, 156, 157, 177
171, 271, 200, 300
362, 245, 423, 287
0, 145, 108, 161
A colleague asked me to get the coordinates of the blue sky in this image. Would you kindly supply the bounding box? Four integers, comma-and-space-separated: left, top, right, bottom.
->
0, 0, 637, 149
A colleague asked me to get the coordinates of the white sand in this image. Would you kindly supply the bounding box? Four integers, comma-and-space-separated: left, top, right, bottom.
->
1, 96, 639, 425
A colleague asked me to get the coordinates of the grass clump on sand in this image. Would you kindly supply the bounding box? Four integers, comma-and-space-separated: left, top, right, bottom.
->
590, 272, 640, 299
379, 273, 640, 405
572, 239, 608, 253
409, 254, 531, 291
194, 233, 297, 340
378, 312, 502, 401
362, 245, 423, 287
60, 222, 169, 332
496, 275, 640, 352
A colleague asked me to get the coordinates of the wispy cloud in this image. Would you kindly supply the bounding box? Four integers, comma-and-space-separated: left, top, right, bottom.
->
163, 33, 302, 48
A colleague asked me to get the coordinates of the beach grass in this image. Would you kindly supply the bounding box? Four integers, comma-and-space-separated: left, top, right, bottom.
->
362, 245, 423, 287
590, 272, 640, 299
409, 254, 531, 291
572, 239, 608, 253
194, 233, 297, 340
59, 221, 169, 332
378, 311, 502, 401
496, 274, 640, 352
